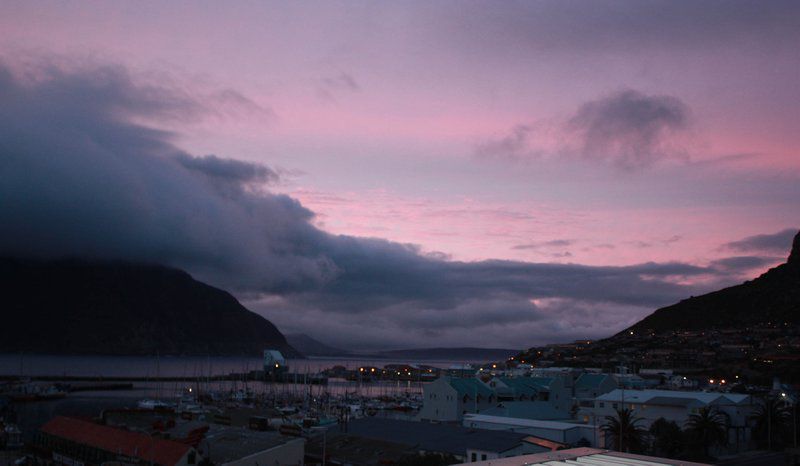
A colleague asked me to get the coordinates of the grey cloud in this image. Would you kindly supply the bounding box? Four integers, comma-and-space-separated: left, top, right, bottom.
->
723, 228, 798, 254
709, 255, 780, 272
475, 125, 536, 161
568, 89, 690, 170
512, 239, 573, 250
175, 154, 279, 185
476, 89, 692, 170
0, 59, 768, 350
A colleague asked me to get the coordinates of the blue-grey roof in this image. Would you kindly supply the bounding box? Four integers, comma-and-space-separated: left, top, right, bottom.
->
575, 373, 610, 390
499, 377, 545, 396
480, 401, 569, 421
449, 377, 494, 398
333, 418, 529, 455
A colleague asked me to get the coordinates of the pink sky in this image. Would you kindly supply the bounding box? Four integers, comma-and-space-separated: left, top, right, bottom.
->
2, 1, 798, 348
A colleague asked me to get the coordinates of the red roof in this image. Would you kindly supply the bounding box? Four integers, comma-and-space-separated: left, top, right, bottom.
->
41, 417, 192, 466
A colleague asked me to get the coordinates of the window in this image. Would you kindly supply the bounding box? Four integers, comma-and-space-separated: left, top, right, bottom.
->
612, 403, 618, 409
599, 402, 605, 408
471, 453, 477, 462
481, 454, 487, 461
187, 451, 196, 465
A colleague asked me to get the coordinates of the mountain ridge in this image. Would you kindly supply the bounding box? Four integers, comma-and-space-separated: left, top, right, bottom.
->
615, 230, 800, 336
0, 257, 299, 357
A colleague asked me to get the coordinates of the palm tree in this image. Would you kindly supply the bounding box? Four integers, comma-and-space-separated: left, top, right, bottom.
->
649, 417, 683, 458
684, 406, 729, 459
750, 396, 791, 450
601, 408, 649, 453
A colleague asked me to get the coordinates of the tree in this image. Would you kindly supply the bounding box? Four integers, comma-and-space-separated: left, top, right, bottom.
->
750, 396, 791, 450
649, 417, 683, 458
684, 406, 729, 459
601, 408, 649, 453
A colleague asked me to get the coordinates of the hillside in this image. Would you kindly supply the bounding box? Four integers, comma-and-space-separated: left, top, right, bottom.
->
0, 257, 298, 357
287, 334, 351, 357
620, 230, 800, 335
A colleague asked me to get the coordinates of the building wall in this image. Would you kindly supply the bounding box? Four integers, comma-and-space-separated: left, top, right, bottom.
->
574, 376, 617, 402
419, 378, 461, 422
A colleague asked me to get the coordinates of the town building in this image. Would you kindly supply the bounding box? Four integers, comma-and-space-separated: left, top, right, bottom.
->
419, 376, 495, 422
573, 373, 617, 407
580, 389, 755, 452
199, 425, 304, 466
34, 417, 199, 466
463, 414, 600, 448
262, 350, 287, 376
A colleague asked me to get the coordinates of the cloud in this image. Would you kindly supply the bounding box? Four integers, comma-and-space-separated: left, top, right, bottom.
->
723, 228, 798, 254
475, 125, 537, 161
568, 90, 690, 169
512, 239, 573, 253
175, 154, 279, 185
317, 73, 360, 102
477, 89, 692, 171
0, 59, 772, 350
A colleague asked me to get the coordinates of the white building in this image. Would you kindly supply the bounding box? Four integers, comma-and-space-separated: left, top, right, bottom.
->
419, 376, 496, 422
488, 376, 572, 413
262, 350, 286, 375
573, 373, 618, 407
580, 389, 755, 451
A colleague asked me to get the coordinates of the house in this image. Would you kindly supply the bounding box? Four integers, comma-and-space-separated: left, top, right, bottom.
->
319, 418, 549, 463
573, 373, 617, 407
463, 414, 600, 448
489, 377, 571, 412
580, 389, 755, 452
419, 376, 495, 422
262, 350, 287, 376
35, 416, 199, 466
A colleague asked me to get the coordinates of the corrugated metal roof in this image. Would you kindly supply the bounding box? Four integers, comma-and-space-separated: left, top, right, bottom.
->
596, 389, 750, 406
41, 417, 192, 466
333, 418, 529, 455
480, 401, 568, 421
455, 447, 710, 465
575, 373, 610, 390
450, 377, 494, 398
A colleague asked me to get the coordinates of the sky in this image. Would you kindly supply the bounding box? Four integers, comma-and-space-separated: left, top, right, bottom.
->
1, 1, 799, 351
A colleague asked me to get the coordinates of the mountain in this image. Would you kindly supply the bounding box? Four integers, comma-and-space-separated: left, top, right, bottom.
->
0, 257, 298, 357
374, 347, 519, 361
287, 333, 351, 357
619, 230, 800, 335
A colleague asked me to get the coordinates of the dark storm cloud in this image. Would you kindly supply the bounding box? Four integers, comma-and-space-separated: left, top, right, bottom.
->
723, 228, 798, 254
175, 154, 279, 185
0, 60, 768, 349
